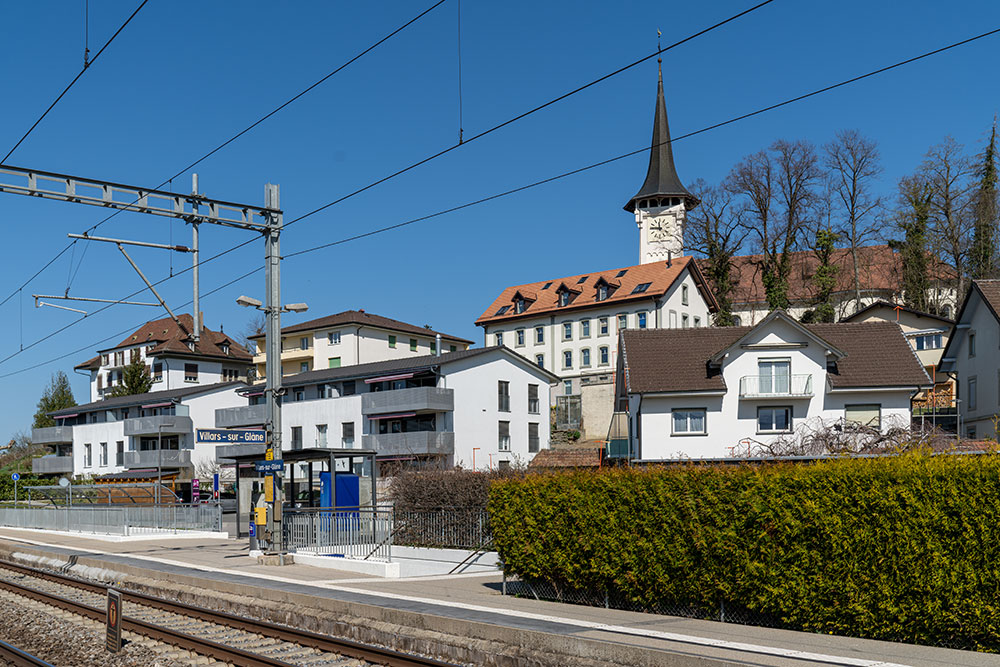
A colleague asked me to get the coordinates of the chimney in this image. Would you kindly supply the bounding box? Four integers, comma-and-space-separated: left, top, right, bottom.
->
436, 333, 442, 357
667, 251, 672, 267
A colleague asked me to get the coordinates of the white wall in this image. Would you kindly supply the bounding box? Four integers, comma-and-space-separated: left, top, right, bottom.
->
951, 296, 1000, 439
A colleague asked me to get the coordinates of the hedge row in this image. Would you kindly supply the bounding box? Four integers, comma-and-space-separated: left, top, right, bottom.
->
488, 453, 1000, 650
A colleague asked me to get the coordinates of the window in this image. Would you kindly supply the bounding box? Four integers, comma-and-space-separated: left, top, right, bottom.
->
498, 380, 511, 412
599, 346, 610, 366
599, 317, 609, 336
693, 316, 701, 327
389, 335, 397, 348
558, 291, 570, 307
672, 409, 706, 435
300, 362, 310, 373
300, 337, 310, 351
733, 315, 742, 326
563, 380, 573, 395
968, 376, 978, 411
516, 329, 525, 347
969, 332, 976, 357
294, 389, 305, 402
318, 383, 332, 399
528, 423, 540, 453
495, 306, 510, 316
637, 312, 647, 329
97, 375, 103, 392
100, 442, 108, 467
681, 314, 689, 328
580, 319, 591, 338
681, 284, 690, 305
669, 310, 677, 328
615, 269, 628, 278
914, 333, 943, 350
498, 421, 511, 451
631, 282, 652, 295
495, 332, 503, 346
328, 331, 341, 345
758, 360, 791, 394
115, 441, 124, 467
410, 338, 418, 352
577, 276, 589, 284
617, 314, 627, 330
342, 422, 355, 448
597, 284, 609, 301
317, 424, 328, 447
528, 384, 540, 414
563, 350, 573, 370
541, 281, 553, 290
757, 407, 792, 433
222, 368, 240, 382
563, 323, 573, 341
291, 426, 303, 450
450, 345, 457, 352
845, 404, 881, 429
431, 340, 437, 355
101, 354, 109, 365
514, 298, 526, 314
184, 363, 198, 382
84, 443, 92, 468
328, 357, 341, 368
535, 326, 544, 344
342, 380, 356, 396
581, 348, 591, 367
221, 342, 230, 355
535, 354, 544, 368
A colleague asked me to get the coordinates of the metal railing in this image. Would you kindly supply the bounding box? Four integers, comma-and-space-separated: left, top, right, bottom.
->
0, 504, 221, 536
739, 374, 813, 398
283, 507, 393, 562
393, 509, 491, 550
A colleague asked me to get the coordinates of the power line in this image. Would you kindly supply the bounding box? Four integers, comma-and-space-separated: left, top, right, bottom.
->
5, 18, 996, 378
0, 0, 449, 309
2, 0, 149, 163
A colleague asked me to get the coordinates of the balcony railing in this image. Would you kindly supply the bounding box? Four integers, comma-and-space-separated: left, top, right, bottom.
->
739, 374, 813, 398
361, 431, 455, 457
31, 425, 74, 445
361, 387, 454, 416
123, 415, 193, 437
215, 404, 266, 428
123, 449, 192, 469
32, 455, 73, 474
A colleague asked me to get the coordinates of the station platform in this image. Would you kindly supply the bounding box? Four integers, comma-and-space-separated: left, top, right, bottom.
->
0, 527, 989, 667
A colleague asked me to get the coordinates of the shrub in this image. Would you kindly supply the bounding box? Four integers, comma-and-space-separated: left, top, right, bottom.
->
389, 467, 524, 511
489, 453, 1000, 650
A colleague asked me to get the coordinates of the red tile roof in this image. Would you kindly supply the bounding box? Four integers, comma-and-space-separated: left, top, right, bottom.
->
251, 310, 472, 345
621, 318, 930, 395
476, 256, 717, 326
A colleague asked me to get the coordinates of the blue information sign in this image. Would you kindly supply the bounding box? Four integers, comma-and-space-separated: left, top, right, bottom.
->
248, 521, 256, 538
10, 473, 19, 482
254, 460, 284, 473
195, 428, 266, 444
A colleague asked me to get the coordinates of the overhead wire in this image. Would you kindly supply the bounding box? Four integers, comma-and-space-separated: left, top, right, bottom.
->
3, 23, 998, 379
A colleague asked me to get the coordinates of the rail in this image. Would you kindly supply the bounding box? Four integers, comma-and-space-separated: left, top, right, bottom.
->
739, 374, 813, 398
0, 639, 56, 667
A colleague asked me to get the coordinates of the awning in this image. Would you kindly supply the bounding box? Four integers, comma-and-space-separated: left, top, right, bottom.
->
55, 413, 79, 419
141, 402, 174, 409
368, 412, 416, 420
365, 372, 414, 384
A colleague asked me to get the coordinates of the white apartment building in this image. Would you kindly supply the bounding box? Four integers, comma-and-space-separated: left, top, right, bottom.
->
215, 347, 557, 471
247, 309, 472, 378
938, 280, 1000, 439
75, 314, 252, 402
32, 382, 248, 496
616, 311, 930, 460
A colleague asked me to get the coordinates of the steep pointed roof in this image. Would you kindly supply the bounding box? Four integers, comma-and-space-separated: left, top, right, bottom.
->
624, 61, 698, 213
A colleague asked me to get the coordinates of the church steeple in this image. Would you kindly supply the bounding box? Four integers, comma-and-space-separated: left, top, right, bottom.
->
624, 60, 698, 213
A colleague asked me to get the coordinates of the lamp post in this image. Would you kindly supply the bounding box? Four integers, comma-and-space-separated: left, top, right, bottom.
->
237, 292, 307, 554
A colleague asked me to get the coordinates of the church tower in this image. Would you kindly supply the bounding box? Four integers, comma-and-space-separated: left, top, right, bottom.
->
624, 59, 699, 264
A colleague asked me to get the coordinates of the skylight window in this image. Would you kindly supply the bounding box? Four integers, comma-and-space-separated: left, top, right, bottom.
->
616, 269, 628, 278
495, 306, 510, 315
576, 276, 589, 284
541, 282, 553, 290
631, 282, 652, 295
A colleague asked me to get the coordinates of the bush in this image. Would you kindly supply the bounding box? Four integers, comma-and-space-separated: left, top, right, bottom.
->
489, 452, 1000, 650
389, 467, 524, 511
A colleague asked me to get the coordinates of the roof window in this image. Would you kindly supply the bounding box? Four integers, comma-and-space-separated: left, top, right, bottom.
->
632, 282, 652, 294
495, 306, 510, 316
616, 269, 628, 278
576, 276, 589, 284
541, 282, 553, 290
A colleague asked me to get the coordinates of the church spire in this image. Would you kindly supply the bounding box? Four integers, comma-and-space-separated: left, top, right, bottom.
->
624, 59, 698, 212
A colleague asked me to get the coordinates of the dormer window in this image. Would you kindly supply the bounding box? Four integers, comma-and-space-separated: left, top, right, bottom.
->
559, 291, 570, 307
187, 341, 195, 352
597, 285, 608, 302
221, 342, 230, 355
515, 298, 526, 314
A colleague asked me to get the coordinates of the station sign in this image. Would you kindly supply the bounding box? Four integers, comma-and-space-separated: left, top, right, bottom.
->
106, 588, 123, 652
254, 460, 284, 473
195, 428, 266, 445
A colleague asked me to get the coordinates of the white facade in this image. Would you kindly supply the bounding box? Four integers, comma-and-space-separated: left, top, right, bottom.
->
636, 201, 685, 264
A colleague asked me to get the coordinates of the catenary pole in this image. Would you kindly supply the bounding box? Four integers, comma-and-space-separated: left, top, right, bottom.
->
192, 174, 201, 341
264, 183, 283, 554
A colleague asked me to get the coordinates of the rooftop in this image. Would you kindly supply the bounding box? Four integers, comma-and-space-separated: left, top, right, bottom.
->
249, 309, 472, 345
50, 381, 247, 417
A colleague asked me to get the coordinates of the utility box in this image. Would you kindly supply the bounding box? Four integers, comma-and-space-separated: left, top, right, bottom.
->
320, 472, 359, 508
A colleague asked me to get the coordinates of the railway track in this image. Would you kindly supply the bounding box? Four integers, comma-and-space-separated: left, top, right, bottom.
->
0, 639, 55, 667
0, 559, 457, 667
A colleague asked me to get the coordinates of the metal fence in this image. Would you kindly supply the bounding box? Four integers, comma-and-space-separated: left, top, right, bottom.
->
283, 507, 393, 562
0, 504, 222, 536
392, 509, 491, 550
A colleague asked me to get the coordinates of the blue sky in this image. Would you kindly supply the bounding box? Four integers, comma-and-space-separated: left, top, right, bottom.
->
0, 1, 998, 438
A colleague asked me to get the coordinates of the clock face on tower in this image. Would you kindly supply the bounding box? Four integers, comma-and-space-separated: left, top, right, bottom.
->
647, 220, 668, 242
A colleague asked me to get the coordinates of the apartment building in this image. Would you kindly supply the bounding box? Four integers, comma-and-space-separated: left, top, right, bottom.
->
75, 314, 252, 402
247, 309, 472, 377
215, 347, 557, 471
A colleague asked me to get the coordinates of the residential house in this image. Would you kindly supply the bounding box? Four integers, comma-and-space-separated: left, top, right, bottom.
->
246, 309, 472, 378
216, 346, 557, 471
75, 314, 252, 402
938, 280, 1000, 439
616, 311, 929, 460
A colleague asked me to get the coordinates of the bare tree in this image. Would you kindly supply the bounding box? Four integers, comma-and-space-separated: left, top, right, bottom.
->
825, 130, 882, 313
920, 137, 973, 297
239, 313, 266, 353
685, 179, 746, 325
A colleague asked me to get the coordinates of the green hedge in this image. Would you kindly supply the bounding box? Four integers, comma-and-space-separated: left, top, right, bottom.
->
489, 453, 1000, 650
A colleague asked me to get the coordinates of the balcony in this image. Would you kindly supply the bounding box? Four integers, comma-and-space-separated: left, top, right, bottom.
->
215, 404, 266, 428
123, 449, 192, 469
739, 374, 813, 398
362, 387, 454, 416
361, 431, 455, 457
32, 455, 73, 475
31, 425, 74, 445
123, 415, 193, 437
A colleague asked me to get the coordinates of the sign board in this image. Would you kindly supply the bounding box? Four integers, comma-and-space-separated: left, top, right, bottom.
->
264, 474, 274, 503
254, 507, 267, 525
213, 473, 220, 500
10, 473, 19, 482
248, 520, 256, 538
106, 588, 123, 652
255, 460, 284, 474
195, 428, 266, 445
265, 448, 274, 461
191, 478, 200, 503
